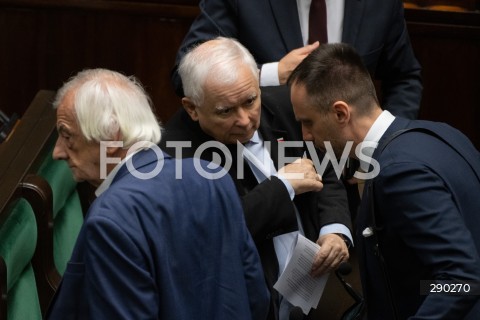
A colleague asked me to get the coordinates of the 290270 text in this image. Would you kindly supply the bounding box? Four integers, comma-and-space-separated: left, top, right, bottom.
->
420, 280, 480, 296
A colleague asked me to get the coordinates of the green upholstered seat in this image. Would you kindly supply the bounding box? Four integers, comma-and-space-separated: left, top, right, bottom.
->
52, 191, 83, 274
0, 199, 42, 320
7, 265, 41, 320
37, 151, 83, 275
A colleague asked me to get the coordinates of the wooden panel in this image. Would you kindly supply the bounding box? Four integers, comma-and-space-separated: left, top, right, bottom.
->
405, 8, 480, 149
404, 0, 477, 11
0, 90, 57, 218
1, 1, 479, 150
0, 90, 61, 317
0, 0, 200, 124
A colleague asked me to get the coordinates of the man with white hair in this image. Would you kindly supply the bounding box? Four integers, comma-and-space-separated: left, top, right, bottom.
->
47, 68, 269, 320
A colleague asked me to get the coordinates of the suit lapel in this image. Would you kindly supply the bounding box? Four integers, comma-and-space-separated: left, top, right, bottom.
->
342, 0, 365, 45
268, 0, 304, 51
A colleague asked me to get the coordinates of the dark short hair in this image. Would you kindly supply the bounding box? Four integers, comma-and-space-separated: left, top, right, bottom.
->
287, 43, 378, 115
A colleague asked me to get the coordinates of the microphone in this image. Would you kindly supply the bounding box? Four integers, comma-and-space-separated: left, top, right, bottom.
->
335, 262, 363, 303
289, 306, 305, 320
337, 261, 352, 276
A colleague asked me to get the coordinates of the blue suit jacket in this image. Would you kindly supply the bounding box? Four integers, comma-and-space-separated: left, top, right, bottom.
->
357, 117, 480, 319
47, 149, 269, 320
171, 0, 422, 119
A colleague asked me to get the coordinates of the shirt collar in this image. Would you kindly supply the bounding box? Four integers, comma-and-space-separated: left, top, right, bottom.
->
359, 110, 395, 172
249, 130, 261, 144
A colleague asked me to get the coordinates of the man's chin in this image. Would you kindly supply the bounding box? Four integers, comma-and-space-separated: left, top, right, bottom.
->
69, 170, 86, 183
313, 143, 326, 153
72, 175, 85, 183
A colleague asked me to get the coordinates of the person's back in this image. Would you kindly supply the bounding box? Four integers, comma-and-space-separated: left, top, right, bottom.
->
49, 148, 269, 319
362, 118, 480, 319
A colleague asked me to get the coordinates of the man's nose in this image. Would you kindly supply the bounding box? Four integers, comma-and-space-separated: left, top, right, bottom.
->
235, 108, 250, 127
52, 138, 67, 160
302, 127, 314, 141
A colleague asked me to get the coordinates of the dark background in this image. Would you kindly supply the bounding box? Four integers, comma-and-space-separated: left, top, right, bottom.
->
0, 1, 478, 318
0, 0, 479, 148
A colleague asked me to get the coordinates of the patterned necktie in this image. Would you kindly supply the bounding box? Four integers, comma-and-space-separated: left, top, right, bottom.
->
308, 0, 328, 44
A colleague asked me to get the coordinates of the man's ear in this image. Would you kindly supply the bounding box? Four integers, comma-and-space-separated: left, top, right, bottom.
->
332, 101, 350, 126
182, 97, 199, 121
105, 130, 124, 156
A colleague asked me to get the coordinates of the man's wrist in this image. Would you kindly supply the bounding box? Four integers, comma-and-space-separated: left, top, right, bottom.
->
336, 233, 352, 248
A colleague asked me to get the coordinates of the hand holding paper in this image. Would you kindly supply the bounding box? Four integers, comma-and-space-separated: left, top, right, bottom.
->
273, 234, 330, 315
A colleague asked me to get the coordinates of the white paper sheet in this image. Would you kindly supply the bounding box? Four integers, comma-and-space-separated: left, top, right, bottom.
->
273, 234, 329, 315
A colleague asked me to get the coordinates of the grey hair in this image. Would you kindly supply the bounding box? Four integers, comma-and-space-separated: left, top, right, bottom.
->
178, 36, 259, 105
53, 68, 161, 147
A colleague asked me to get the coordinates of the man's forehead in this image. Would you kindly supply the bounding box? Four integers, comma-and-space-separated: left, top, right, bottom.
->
206, 83, 256, 104
56, 95, 78, 128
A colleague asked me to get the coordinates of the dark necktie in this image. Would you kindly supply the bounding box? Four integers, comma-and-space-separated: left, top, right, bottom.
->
308, 0, 328, 44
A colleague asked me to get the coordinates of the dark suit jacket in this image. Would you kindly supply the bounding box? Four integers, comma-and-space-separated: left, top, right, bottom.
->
47, 149, 269, 320
159, 86, 351, 320
356, 117, 480, 319
171, 0, 422, 119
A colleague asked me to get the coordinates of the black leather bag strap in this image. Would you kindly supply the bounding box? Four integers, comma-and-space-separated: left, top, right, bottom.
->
367, 180, 399, 320
378, 127, 480, 182
366, 128, 421, 320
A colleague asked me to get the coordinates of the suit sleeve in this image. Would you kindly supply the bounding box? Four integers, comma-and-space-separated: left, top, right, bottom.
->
375, 0, 422, 119
83, 216, 158, 320
171, 0, 237, 96
240, 176, 298, 243
300, 160, 352, 238
237, 199, 271, 320
375, 163, 480, 319
240, 162, 351, 244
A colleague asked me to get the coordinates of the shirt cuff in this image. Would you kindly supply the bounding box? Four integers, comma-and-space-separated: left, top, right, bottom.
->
319, 224, 354, 247
277, 175, 295, 200
260, 62, 280, 86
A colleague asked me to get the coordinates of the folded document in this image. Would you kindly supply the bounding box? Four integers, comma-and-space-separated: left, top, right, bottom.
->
273, 234, 329, 315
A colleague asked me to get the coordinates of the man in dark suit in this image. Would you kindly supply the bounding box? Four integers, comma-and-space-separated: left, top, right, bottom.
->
171, 0, 422, 120
288, 43, 480, 319
160, 37, 353, 320
47, 68, 269, 320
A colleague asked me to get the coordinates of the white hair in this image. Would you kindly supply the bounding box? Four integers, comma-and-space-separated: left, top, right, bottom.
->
178, 36, 259, 105
53, 68, 161, 147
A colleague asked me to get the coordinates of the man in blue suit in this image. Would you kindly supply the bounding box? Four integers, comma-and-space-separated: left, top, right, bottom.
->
288, 43, 480, 319
47, 68, 269, 319
171, 0, 422, 120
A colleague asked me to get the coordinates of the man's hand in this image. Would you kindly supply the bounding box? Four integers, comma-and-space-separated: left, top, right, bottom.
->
310, 233, 349, 277
278, 42, 320, 84
278, 158, 323, 195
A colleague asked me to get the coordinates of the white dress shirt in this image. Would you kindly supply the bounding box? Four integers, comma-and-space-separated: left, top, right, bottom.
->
359, 110, 396, 173
260, 0, 345, 86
